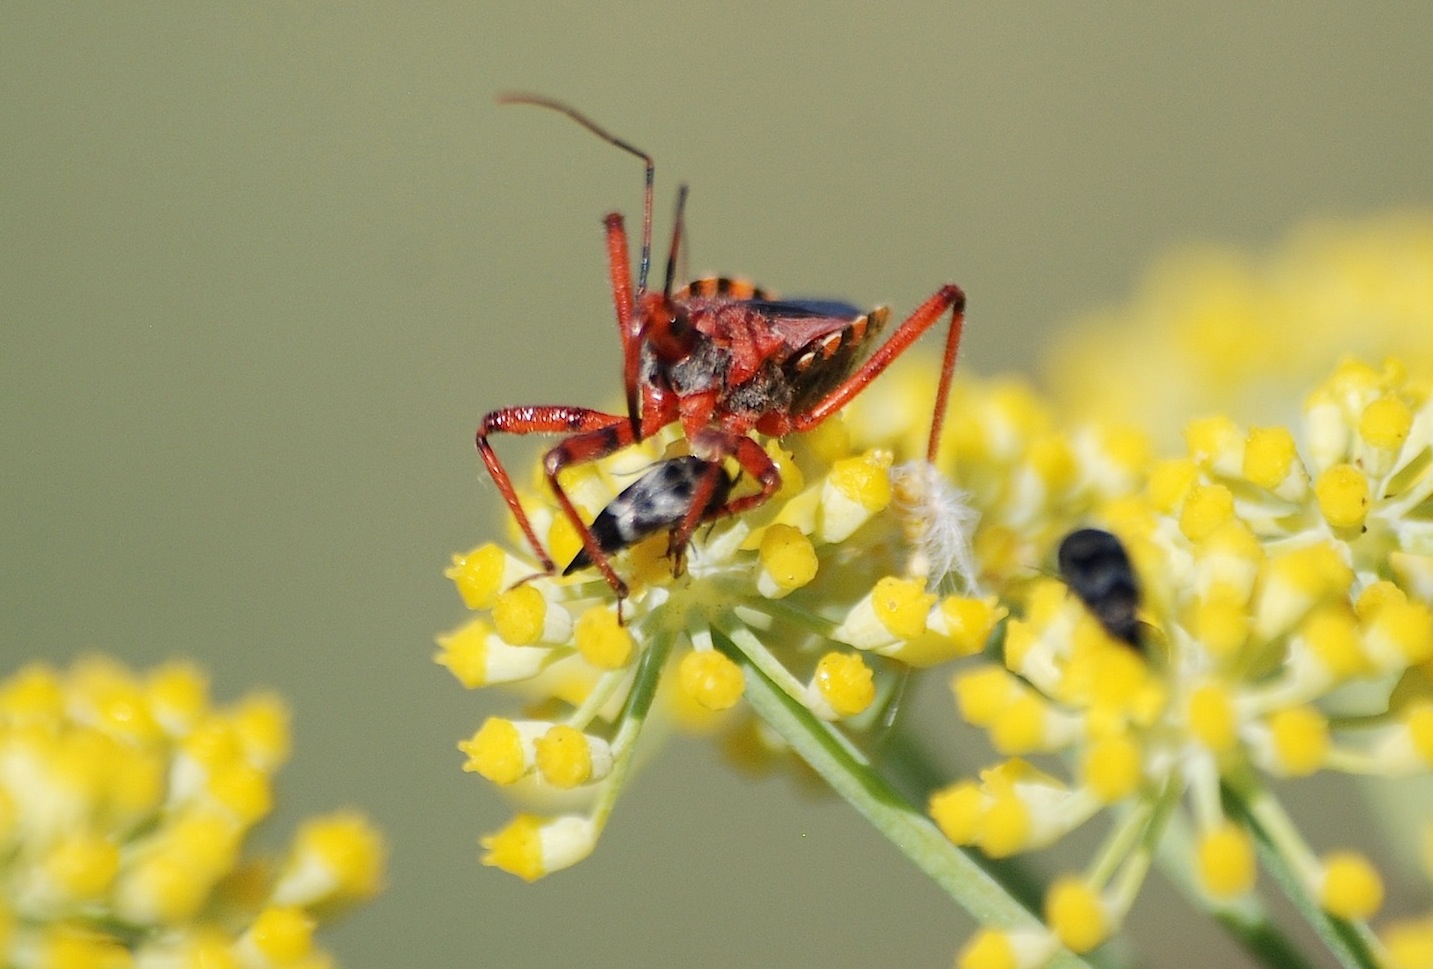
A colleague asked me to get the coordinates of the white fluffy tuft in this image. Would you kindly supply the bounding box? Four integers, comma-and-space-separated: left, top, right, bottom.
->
891, 461, 981, 593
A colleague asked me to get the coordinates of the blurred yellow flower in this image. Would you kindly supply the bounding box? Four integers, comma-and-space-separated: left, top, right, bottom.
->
0, 658, 384, 966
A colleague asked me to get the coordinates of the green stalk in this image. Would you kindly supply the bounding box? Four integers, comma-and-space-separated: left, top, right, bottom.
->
714, 625, 1098, 969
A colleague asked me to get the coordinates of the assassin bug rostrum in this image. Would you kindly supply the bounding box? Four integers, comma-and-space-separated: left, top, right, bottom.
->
477, 94, 966, 603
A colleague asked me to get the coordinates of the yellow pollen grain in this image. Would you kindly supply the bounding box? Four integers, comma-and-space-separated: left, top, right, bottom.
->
1194, 593, 1250, 660
291, 812, 385, 901
958, 929, 1019, 969
1384, 920, 1433, 969
940, 596, 1002, 657
145, 661, 208, 727
1185, 413, 1241, 465
1197, 822, 1255, 899
231, 692, 291, 769
1320, 851, 1384, 920
574, 606, 633, 669
1029, 434, 1077, 492
990, 693, 1048, 755
535, 725, 593, 788
1102, 424, 1153, 475
445, 544, 510, 610
1243, 426, 1298, 488
758, 524, 819, 591
492, 585, 548, 645
0, 663, 64, 719
546, 513, 585, 575
122, 851, 211, 923
804, 415, 852, 465
1315, 464, 1370, 529
1360, 394, 1413, 449
44, 834, 120, 900
210, 764, 273, 823
1149, 457, 1198, 513
38, 929, 131, 969
1045, 877, 1109, 953
1268, 706, 1329, 776
1179, 483, 1235, 542
1355, 579, 1406, 619
678, 650, 744, 711
1001, 619, 1038, 672
953, 666, 1016, 726
1406, 703, 1433, 764
250, 906, 315, 963
765, 440, 804, 498
1082, 735, 1142, 803
460, 718, 526, 784
434, 619, 490, 688
1367, 598, 1433, 665
871, 576, 935, 640
928, 781, 983, 845
480, 814, 545, 882
828, 450, 894, 511
1299, 605, 1367, 679
979, 792, 1031, 858
1284, 543, 1353, 594
1188, 683, 1239, 753
812, 652, 875, 718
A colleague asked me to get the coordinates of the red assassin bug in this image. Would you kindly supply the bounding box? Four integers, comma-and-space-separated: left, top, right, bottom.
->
477, 94, 966, 602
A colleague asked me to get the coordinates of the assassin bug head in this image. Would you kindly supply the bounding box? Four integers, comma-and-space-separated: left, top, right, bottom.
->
498, 93, 696, 432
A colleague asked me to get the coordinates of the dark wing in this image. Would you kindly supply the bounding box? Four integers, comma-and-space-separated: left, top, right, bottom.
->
743, 298, 890, 412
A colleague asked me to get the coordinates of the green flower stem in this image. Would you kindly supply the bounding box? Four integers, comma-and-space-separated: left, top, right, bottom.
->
591, 628, 674, 834
1104, 779, 1180, 914
1157, 811, 1326, 969
873, 724, 1052, 917
1223, 778, 1386, 969
714, 625, 1098, 969
1088, 799, 1157, 890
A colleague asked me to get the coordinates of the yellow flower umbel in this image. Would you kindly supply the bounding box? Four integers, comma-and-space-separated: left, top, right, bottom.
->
1045, 214, 1433, 442
939, 356, 1433, 966
0, 657, 384, 966
442, 410, 1008, 878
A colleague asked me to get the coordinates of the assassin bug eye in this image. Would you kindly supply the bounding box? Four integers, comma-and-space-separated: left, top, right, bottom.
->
1056, 527, 1144, 650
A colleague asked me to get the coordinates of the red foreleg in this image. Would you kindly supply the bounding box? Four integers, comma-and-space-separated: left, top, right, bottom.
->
476, 405, 632, 583
791, 285, 965, 463
604, 213, 644, 437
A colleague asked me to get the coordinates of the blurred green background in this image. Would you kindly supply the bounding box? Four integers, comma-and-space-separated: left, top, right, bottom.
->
4, 5, 1431, 967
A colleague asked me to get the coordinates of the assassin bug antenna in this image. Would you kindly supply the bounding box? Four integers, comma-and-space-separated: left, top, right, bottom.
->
663, 184, 689, 300
497, 93, 657, 296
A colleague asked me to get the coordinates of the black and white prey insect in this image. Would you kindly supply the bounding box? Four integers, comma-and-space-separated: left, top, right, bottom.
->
564, 455, 734, 575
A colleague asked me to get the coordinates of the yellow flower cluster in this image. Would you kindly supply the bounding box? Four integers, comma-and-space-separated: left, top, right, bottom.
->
449, 214, 1433, 966
0, 658, 384, 969
939, 356, 1433, 966
1045, 213, 1433, 441
440, 418, 1002, 879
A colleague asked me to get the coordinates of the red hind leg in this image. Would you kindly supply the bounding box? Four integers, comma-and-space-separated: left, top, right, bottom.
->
791, 285, 965, 464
